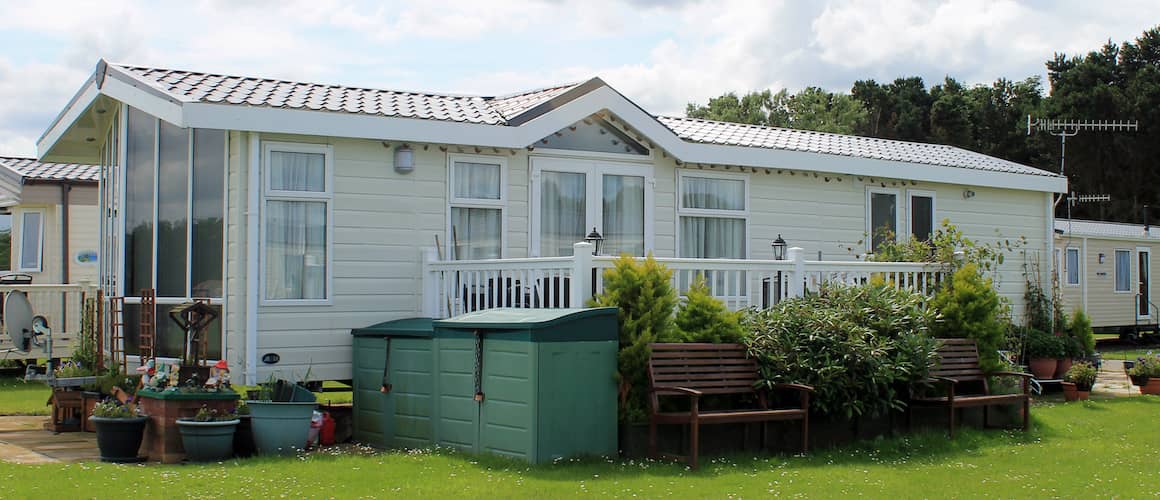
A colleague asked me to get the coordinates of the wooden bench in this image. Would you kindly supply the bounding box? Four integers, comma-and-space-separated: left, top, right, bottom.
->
647, 343, 813, 469
908, 338, 1032, 437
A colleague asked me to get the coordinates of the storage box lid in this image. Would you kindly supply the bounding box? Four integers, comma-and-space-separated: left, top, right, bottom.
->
350, 317, 434, 338
433, 307, 617, 340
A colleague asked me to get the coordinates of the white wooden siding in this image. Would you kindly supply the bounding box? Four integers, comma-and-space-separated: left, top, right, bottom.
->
1056, 235, 1153, 329
8, 184, 99, 285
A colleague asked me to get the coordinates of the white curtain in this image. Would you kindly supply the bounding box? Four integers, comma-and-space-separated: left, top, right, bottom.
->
1116, 251, 1131, 292
265, 151, 327, 300
451, 207, 501, 259
540, 171, 586, 257
453, 162, 500, 199
602, 175, 645, 256
682, 176, 744, 210
270, 151, 325, 192
20, 212, 41, 270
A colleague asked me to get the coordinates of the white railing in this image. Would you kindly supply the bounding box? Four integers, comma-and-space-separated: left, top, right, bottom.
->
0, 284, 98, 359
422, 244, 943, 319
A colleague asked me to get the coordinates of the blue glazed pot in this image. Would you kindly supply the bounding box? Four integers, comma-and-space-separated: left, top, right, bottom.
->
246, 401, 315, 456
177, 419, 240, 462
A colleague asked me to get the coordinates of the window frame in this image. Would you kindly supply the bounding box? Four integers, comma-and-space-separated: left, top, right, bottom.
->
675, 169, 750, 259
1114, 249, 1132, 293
865, 186, 901, 253
906, 189, 936, 242
447, 154, 508, 259
528, 156, 654, 257
17, 209, 45, 273
1065, 247, 1080, 286
260, 141, 335, 306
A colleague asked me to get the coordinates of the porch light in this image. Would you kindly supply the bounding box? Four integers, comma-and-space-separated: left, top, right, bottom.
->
771, 234, 787, 260
394, 144, 414, 174
585, 227, 604, 255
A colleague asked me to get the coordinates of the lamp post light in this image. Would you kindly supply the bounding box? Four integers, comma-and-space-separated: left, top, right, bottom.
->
771, 234, 788, 306
585, 227, 604, 256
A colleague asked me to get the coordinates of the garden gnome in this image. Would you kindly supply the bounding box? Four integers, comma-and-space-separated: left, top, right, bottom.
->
206, 359, 230, 388
151, 362, 168, 390
168, 363, 180, 389
136, 359, 156, 387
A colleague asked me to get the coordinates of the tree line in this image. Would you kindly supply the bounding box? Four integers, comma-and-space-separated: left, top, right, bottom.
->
686, 26, 1160, 223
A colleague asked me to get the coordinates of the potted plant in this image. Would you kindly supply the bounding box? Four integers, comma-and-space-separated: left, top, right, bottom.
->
1127, 354, 1160, 395
89, 398, 148, 463
1024, 328, 1063, 380
245, 375, 317, 456
1062, 362, 1098, 401
232, 400, 255, 458
177, 405, 241, 462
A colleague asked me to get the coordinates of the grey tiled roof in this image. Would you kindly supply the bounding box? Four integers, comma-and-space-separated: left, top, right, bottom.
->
1055, 219, 1160, 240
657, 116, 1058, 177
0, 156, 99, 182
115, 64, 577, 126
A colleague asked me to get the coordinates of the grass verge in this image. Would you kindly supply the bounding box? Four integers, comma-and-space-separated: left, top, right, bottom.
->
1, 397, 1157, 497
0, 377, 51, 416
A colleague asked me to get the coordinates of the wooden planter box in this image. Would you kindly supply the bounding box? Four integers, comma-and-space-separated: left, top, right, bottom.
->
49, 388, 84, 432
136, 389, 240, 463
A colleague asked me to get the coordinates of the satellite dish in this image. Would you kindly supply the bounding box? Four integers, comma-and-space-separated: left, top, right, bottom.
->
4, 290, 34, 352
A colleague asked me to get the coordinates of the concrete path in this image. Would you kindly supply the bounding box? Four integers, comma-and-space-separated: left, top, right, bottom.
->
1091, 359, 1137, 398
0, 416, 99, 464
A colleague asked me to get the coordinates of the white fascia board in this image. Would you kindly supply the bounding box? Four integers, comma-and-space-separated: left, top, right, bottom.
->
99, 70, 186, 126
36, 78, 99, 157
178, 84, 1067, 194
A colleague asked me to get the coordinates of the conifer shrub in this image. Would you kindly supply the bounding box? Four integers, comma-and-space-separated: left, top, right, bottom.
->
929, 263, 1007, 372
674, 274, 745, 344
1066, 309, 1095, 357
589, 253, 679, 423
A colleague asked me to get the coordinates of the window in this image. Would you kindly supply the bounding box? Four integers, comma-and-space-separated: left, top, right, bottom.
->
1115, 249, 1131, 292
18, 211, 43, 272
448, 155, 505, 260
531, 157, 651, 257
262, 142, 332, 302
866, 188, 899, 253
678, 172, 747, 260
908, 191, 935, 242
1065, 248, 1080, 285
115, 106, 226, 359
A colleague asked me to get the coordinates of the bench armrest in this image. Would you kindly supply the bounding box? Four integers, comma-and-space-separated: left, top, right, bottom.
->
769, 383, 815, 394
927, 376, 958, 385
650, 385, 703, 397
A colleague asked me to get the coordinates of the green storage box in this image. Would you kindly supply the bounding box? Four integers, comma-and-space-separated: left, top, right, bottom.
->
432, 307, 618, 464
351, 317, 435, 449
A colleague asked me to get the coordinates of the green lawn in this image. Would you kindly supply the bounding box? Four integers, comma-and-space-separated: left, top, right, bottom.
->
1099, 347, 1159, 361
0, 377, 51, 415
2, 397, 1158, 497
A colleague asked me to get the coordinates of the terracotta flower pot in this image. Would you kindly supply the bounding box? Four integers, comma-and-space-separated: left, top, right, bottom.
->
1077, 390, 1090, 400
1029, 358, 1058, 380
1055, 358, 1073, 379
1141, 378, 1160, 396
1061, 382, 1079, 402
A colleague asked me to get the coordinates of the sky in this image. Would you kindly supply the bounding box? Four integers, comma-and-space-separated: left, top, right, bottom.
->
0, 0, 1156, 158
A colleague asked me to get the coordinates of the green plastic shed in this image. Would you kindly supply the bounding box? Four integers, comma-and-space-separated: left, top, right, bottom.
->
350, 317, 435, 449
431, 307, 619, 464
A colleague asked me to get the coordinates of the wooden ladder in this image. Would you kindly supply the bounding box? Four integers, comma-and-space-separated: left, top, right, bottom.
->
108, 296, 126, 373
139, 289, 157, 363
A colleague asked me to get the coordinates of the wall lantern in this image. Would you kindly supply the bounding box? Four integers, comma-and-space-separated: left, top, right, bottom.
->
771, 234, 787, 260
394, 144, 414, 174
584, 227, 604, 256
1099, 253, 1106, 264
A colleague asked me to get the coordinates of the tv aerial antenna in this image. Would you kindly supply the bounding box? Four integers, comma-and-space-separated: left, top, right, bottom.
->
1027, 115, 1137, 223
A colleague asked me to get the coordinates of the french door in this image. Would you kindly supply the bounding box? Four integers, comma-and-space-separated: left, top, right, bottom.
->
530, 157, 653, 257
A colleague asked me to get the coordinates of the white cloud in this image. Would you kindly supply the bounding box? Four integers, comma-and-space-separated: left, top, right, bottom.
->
0, 0, 1156, 158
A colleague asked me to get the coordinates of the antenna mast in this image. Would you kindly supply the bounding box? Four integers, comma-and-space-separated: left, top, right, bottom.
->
1028, 115, 1137, 223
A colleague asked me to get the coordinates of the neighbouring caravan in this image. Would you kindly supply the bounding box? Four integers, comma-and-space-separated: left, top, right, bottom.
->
1054, 219, 1158, 338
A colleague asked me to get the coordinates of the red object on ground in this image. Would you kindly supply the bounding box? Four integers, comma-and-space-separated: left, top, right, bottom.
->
320, 412, 336, 446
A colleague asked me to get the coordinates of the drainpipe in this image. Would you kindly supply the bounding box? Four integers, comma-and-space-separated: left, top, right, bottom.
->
60, 183, 71, 332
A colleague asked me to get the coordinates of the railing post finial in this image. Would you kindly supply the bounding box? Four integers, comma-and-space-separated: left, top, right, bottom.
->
788, 247, 805, 298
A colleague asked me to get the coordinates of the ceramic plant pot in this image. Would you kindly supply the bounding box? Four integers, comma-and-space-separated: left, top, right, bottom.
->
1055, 358, 1074, 379
1028, 358, 1058, 380
90, 415, 148, 463
1061, 382, 1079, 402
246, 401, 315, 456
1141, 378, 1160, 396
177, 419, 240, 462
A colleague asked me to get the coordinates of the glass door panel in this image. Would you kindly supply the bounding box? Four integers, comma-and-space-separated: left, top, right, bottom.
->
1140, 250, 1151, 317
602, 174, 644, 256
539, 171, 586, 257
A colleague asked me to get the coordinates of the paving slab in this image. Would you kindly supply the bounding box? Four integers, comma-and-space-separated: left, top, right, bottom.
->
0, 416, 99, 463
